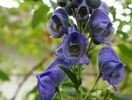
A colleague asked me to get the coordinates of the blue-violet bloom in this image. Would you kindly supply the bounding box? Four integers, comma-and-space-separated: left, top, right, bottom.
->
47, 8, 69, 38
36, 58, 72, 100
76, 0, 89, 22
98, 46, 124, 89
54, 25, 89, 65
89, 2, 114, 44
96, 2, 109, 15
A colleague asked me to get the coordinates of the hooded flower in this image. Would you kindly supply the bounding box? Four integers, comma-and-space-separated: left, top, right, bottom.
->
36, 58, 72, 100
47, 8, 69, 38
54, 25, 89, 65
98, 46, 124, 89
65, 0, 79, 16
86, 0, 101, 9
89, 2, 114, 44
76, 0, 89, 22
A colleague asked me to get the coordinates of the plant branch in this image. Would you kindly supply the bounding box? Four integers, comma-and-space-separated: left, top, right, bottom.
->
84, 73, 102, 100
11, 53, 52, 100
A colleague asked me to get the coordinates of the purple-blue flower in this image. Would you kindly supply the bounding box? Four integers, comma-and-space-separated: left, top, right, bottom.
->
54, 25, 89, 65
89, 2, 115, 44
76, 0, 89, 22
36, 58, 72, 100
96, 2, 109, 15
98, 46, 124, 89
47, 8, 69, 38
65, 0, 79, 16
86, 0, 101, 9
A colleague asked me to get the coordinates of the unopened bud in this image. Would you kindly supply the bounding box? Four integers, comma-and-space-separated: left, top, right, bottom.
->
86, 0, 101, 9
57, 0, 67, 7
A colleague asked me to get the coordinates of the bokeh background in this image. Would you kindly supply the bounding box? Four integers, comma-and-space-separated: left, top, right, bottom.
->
0, 0, 132, 100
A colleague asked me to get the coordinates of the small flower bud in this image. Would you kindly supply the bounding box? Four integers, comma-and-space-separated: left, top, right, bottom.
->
106, 86, 114, 95
86, 0, 101, 9
91, 90, 102, 98
57, 0, 67, 7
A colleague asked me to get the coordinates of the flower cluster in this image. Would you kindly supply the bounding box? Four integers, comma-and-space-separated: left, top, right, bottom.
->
36, 0, 124, 100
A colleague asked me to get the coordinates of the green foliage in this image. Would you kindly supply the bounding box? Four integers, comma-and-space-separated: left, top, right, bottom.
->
58, 66, 81, 89
31, 4, 49, 28
0, 70, 9, 81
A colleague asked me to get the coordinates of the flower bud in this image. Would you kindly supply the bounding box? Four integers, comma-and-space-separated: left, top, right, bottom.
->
90, 90, 102, 98
106, 86, 114, 95
57, 0, 67, 7
86, 0, 101, 9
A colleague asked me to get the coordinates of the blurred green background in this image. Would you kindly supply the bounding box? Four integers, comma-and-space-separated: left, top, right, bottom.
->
0, 0, 132, 100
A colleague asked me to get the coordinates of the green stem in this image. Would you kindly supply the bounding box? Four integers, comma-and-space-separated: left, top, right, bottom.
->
86, 37, 93, 55
103, 93, 108, 100
82, 20, 89, 33
84, 73, 102, 100
77, 64, 82, 100
72, 62, 77, 75
76, 89, 81, 100
57, 88, 63, 100
80, 22, 82, 33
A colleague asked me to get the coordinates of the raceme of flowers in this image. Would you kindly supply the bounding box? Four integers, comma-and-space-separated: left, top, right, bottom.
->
36, 0, 124, 100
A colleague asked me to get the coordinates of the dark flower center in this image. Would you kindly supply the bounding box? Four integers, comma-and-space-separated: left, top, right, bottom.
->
68, 41, 81, 57
56, 23, 63, 31
78, 6, 88, 17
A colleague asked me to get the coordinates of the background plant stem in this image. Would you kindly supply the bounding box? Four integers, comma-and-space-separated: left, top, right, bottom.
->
85, 73, 102, 100
57, 88, 63, 100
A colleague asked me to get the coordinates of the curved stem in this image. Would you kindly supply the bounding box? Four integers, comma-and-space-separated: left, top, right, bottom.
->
86, 37, 93, 55
11, 53, 52, 100
84, 73, 102, 100
82, 20, 89, 33
103, 93, 108, 100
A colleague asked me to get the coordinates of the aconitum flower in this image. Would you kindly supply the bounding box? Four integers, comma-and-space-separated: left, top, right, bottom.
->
76, 0, 89, 22
89, 2, 115, 44
36, 58, 72, 100
98, 46, 124, 89
54, 25, 89, 65
47, 8, 69, 38
65, 0, 79, 16
86, 0, 101, 9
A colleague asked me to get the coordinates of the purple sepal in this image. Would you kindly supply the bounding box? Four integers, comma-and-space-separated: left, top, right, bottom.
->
98, 46, 124, 89
76, 0, 89, 22
36, 58, 72, 100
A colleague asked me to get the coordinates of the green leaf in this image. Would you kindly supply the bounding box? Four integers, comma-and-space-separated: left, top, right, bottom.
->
31, 4, 49, 28
0, 70, 9, 81
57, 66, 78, 88
118, 44, 132, 57
76, 78, 82, 88
62, 82, 74, 87
117, 30, 129, 40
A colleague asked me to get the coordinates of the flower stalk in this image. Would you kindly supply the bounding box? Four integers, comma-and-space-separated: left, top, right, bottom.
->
85, 73, 102, 100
